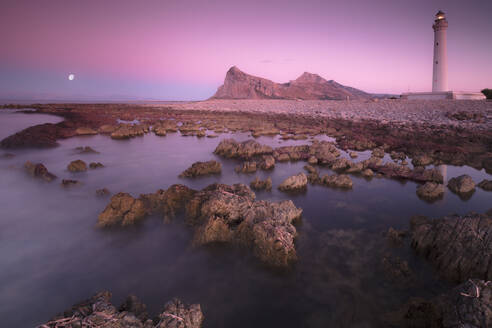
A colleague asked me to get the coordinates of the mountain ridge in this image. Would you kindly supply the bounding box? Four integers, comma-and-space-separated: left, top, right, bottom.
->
212, 66, 371, 100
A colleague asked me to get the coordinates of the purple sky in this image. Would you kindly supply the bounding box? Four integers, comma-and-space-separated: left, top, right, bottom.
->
1, 0, 491, 100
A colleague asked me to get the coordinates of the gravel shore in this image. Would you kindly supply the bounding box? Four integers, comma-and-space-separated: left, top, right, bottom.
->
167, 99, 492, 130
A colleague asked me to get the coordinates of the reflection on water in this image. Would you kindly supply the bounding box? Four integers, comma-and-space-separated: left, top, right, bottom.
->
0, 112, 491, 327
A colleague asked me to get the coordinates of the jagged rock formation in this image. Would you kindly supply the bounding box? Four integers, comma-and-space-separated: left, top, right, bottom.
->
410, 211, 492, 283
24, 161, 57, 182
212, 66, 371, 100
179, 160, 221, 177
40, 291, 204, 328
99, 183, 303, 267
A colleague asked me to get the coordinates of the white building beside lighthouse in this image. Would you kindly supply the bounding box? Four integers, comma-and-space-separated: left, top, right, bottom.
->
402, 11, 485, 100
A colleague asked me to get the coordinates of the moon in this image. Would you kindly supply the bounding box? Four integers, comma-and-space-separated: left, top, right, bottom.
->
68, 74, 75, 81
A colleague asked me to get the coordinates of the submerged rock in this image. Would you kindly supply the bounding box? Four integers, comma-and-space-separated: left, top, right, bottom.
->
68, 159, 87, 172
89, 162, 104, 169
321, 174, 353, 189
478, 179, 492, 191
235, 161, 257, 173
386, 279, 492, 328
410, 211, 492, 282
179, 160, 221, 177
381, 255, 414, 286
24, 161, 57, 182
96, 188, 111, 197
250, 176, 272, 191
214, 139, 273, 159
40, 291, 203, 328
416, 182, 445, 201
61, 179, 80, 187
447, 174, 475, 197
74, 146, 99, 154
278, 173, 308, 192
98, 192, 147, 227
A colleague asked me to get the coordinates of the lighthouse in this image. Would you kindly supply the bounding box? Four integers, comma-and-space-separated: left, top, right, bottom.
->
401, 11, 485, 100
432, 11, 448, 92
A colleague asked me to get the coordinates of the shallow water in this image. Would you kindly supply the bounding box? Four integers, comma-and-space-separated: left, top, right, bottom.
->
0, 111, 491, 327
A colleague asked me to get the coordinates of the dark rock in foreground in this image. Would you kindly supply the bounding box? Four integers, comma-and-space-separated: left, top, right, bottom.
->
179, 160, 221, 178
410, 211, 492, 283
386, 279, 492, 328
40, 290, 204, 328
24, 161, 57, 182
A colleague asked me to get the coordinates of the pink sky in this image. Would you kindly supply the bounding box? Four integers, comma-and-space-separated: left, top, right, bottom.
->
1, 0, 491, 100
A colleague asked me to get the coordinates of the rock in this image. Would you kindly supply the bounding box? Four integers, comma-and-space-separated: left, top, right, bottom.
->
140, 184, 196, 221
74, 146, 99, 154
68, 160, 87, 172
250, 177, 272, 191
308, 140, 340, 165
179, 160, 221, 177
61, 179, 80, 187
345, 161, 364, 173
24, 161, 57, 182
416, 182, 445, 201
321, 174, 353, 189
349, 152, 358, 158
96, 188, 110, 197
386, 279, 492, 328
98, 192, 147, 227
386, 227, 407, 245
89, 162, 104, 169
261, 155, 275, 170
410, 211, 492, 282
371, 147, 385, 158
40, 291, 203, 328
412, 153, 433, 167
153, 124, 167, 136
331, 158, 350, 171
374, 162, 443, 183
276, 153, 290, 162
278, 173, 308, 192
478, 179, 492, 191
381, 255, 414, 286
234, 161, 257, 173
447, 174, 475, 196
98, 124, 117, 134
75, 127, 97, 135
307, 156, 318, 164
214, 138, 272, 159
157, 298, 204, 328
206, 133, 218, 138
303, 164, 317, 174
119, 295, 148, 321
390, 151, 406, 161
361, 168, 374, 178
186, 184, 302, 267
212, 66, 371, 100
111, 124, 146, 139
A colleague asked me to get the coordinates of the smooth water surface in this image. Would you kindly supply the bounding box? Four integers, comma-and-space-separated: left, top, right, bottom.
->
0, 111, 490, 327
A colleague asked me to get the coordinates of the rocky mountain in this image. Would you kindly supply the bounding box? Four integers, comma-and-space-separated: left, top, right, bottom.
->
212, 66, 371, 100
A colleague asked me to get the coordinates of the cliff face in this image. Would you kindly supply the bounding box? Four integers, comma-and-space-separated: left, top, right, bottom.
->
212, 66, 371, 100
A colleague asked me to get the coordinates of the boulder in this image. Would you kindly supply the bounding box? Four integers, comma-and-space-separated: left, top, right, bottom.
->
278, 173, 308, 192
410, 211, 492, 282
349, 152, 358, 158
331, 158, 350, 171
412, 153, 433, 167
89, 162, 104, 169
235, 161, 257, 173
98, 124, 117, 134
386, 279, 492, 328
179, 160, 221, 177
24, 161, 57, 182
214, 139, 272, 159
321, 174, 353, 189
98, 192, 147, 227
361, 168, 374, 178
39, 291, 203, 328
261, 155, 275, 170
96, 188, 111, 197
307, 156, 318, 164
276, 153, 290, 162
250, 177, 272, 191
61, 179, 80, 187
447, 174, 475, 196
416, 182, 445, 201
68, 159, 87, 172
390, 151, 406, 161
74, 146, 99, 154
345, 161, 364, 173
75, 127, 97, 135
111, 124, 146, 139
478, 179, 492, 191
371, 147, 385, 158
140, 184, 196, 221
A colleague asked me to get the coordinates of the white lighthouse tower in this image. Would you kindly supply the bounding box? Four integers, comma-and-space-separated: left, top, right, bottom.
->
401, 11, 485, 100
432, 11, 448, 92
